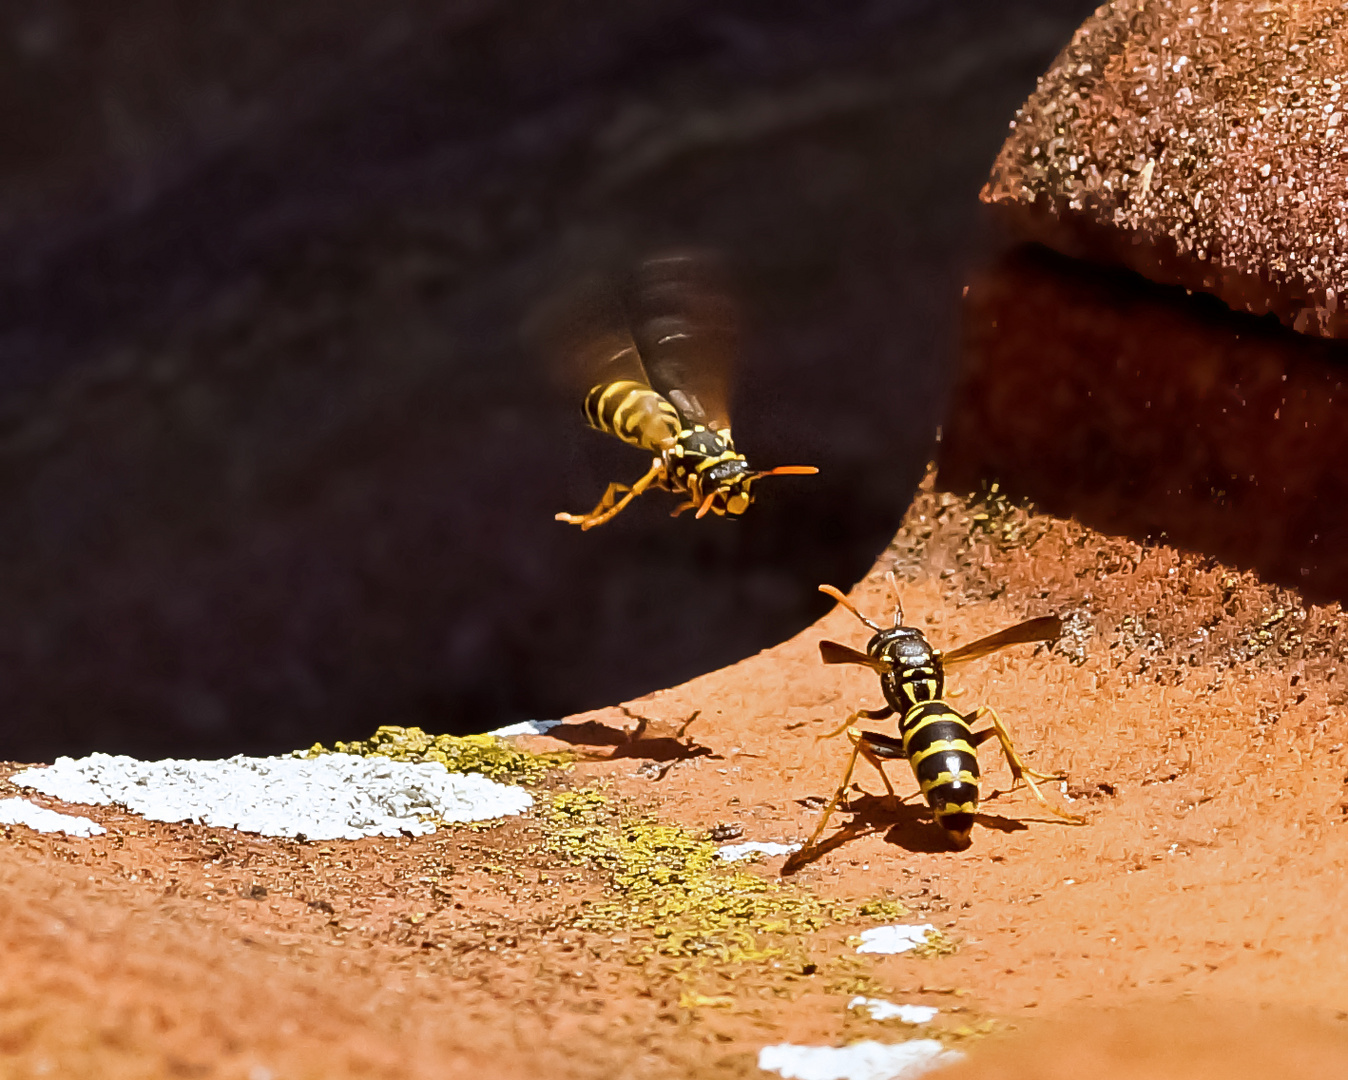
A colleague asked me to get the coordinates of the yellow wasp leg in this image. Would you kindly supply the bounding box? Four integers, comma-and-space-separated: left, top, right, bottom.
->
555, 460, 664, 530
817, 705, 894, 741
800, 733, 865, 853
969, 705, 1085, 824
801, 727, 902, 852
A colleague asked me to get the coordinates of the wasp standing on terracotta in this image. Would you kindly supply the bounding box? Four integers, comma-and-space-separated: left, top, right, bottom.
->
798, 576, 1083, 856
550, 251, 817, 529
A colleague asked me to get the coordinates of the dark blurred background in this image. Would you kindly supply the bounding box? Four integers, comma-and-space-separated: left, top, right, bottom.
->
0, 0, 1096, 760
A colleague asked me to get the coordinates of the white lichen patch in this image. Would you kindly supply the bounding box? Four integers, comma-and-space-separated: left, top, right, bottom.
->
13, 753, 532, 841
0, 797, 106, 837
757, 1039, 961, 1080
847, 998, 938, 1024
855, 924, 938, 955
716, 841, 802, 861
488, 719, 563, 737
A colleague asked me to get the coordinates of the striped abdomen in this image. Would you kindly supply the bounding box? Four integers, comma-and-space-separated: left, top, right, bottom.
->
900, 700, 980, 837
582, 380, 680, 452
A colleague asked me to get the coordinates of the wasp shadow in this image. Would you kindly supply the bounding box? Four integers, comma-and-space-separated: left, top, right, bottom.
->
782, 788, 1072, 872
781, 818, 880, 875
784, 793, 957, 871
541, 718, 716, 763
942, 244, 1348, 604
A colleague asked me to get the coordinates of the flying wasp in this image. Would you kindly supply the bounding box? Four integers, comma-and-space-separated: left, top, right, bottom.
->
798, 577, 1082, 857
549, 251, 817, 529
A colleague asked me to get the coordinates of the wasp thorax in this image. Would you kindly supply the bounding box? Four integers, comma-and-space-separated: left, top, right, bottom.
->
676, 425, 736, 458
869, 627, 936, 667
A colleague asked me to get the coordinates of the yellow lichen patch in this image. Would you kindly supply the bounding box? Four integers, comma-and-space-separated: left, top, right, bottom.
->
550, 788, 610, 819
300, 725, 571, 783
966, 479, 1042, 551
911, 928, 959, 959
544, 791, 907, 967
854, 898, 908, 920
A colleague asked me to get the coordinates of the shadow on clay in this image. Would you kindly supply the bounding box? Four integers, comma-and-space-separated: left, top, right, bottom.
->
944, 243, 1348, 604
782, 788, 1082, 873
543, 717, 718, 764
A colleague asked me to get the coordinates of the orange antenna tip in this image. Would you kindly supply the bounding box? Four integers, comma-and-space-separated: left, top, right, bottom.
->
760, 465, 818, 477
817, 583, 884, 633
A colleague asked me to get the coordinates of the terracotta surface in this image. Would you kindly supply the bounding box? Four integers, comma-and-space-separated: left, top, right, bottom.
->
5, 473, 1348, 1077
983, 0, 1348, 337
943, 245, 1348, 601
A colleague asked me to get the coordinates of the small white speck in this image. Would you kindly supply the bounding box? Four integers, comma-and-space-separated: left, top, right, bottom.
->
848, 998, 939, 1024
1138, 159, 1156, 197
856, 924, 937, 955
758, 1039, 960, 1080
717, 841, 801, 861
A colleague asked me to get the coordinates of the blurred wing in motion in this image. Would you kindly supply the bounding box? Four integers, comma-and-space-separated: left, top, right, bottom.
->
530, 273, 682, 451
531, 272, 649, 396
941, 615, 1061, 668
625, 250, 738, 430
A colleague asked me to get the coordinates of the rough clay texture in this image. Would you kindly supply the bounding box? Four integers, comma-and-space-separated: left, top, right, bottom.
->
6, 475, 1348, 1076
943, 245, 1348, 601
982, 0, 1348, 337
13, 754, 532, 841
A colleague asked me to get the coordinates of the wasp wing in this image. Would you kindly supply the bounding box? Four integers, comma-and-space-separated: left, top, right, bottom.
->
819, 639, 892, 673
625, 250, 737, 430
941, 615, 1061, 668
530, 273, 680, 450
532, 273, 650, 391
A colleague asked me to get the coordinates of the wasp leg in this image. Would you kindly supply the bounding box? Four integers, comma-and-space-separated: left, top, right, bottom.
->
817, 705, 894, 742
555, 460, 664, 530
799, 734, 867, 854
968, 705, 1085, 824
856, 732, 901, 810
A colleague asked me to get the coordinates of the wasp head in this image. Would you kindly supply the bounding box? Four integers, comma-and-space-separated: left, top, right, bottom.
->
672, 427, 818, 518
867, 625, 938, 669
697, 456, 758, 517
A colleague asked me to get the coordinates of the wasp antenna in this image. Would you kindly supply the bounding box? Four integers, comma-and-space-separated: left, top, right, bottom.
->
818, 584, 884, 633
755, 465, 819, 478
885, 571, 905, 627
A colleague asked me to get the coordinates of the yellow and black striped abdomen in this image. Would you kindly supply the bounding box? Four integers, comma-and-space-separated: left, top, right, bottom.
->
582, 380, 681, 452
900, 700, 980, 829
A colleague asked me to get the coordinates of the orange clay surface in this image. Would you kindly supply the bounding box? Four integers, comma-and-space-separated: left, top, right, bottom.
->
5, 472, 1348, 1078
